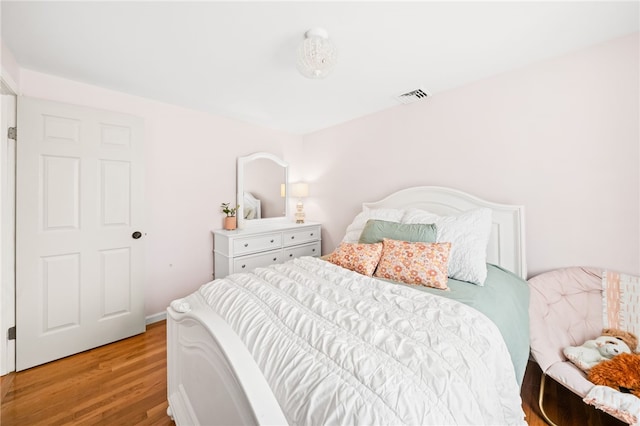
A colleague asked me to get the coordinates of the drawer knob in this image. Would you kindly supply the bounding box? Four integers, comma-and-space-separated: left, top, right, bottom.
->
310, 233, 314, 236
273, 257, 277, 261
291, 236, 295, 239
289, 254, 293, 257
244, 243, 249, 247
241, 264, 246, 269
312, 248, 316, 252
270, 239, 274, 243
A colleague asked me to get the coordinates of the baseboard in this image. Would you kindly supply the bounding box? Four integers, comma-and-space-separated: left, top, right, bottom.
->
145, 312, 166, 325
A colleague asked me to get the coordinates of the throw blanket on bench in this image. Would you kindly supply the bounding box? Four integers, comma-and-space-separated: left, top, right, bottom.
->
585, 386, 640, 426
591, 270, 640, 424
199, 256, 525, 425
602, 270, 640, 351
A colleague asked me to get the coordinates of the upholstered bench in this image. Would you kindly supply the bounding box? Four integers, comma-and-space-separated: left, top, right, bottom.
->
528, 267, 638, 425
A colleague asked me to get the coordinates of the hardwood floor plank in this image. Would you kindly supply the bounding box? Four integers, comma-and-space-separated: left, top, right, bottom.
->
0, 320, 628, 425
1, 321, 173, 426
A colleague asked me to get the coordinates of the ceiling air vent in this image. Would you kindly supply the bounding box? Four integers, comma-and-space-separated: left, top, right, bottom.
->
395, 88, 432, 104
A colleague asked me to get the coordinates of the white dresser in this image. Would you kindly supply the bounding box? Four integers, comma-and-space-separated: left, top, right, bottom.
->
213, 222, 321, 279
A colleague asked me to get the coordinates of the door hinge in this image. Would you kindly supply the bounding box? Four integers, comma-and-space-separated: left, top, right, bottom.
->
8, 326, 16, 340
7, 127, 16, 140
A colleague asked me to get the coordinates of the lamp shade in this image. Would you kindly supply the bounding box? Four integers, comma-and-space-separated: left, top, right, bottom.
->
291, 182, 309, 198
297, 28, 337, 79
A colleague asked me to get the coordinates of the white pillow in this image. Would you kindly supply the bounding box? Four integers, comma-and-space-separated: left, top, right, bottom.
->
342, 208, 405, 243
402, 208, 492, 285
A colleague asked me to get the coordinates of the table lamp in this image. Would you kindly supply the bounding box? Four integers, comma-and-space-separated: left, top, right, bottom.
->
291, 183, 309, 224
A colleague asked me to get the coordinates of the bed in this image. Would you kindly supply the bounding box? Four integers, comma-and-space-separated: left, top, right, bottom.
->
166, 186, 528, 425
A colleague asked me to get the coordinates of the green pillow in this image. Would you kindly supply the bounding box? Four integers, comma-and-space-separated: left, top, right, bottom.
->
358, 219, 437, 244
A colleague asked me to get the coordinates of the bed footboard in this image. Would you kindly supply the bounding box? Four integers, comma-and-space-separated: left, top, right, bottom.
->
166, 292, 288, 426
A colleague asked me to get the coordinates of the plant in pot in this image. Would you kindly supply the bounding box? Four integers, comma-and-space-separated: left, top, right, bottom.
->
221, 202, 239, 230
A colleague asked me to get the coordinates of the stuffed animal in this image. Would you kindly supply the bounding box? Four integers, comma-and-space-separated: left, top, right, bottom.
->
588, 352, 640, 398
602, 328, 638, 353
563, 329, 635, 372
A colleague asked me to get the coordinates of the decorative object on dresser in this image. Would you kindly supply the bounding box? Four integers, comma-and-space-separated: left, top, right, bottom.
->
220, 202, 239, 230
291, 182, 309, 223
213, 222, 321, 279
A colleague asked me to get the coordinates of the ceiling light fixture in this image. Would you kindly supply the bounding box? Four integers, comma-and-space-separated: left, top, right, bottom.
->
297, 28, 337, 79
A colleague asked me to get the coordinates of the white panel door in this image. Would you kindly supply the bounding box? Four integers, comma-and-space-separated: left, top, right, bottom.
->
16, 96, 145, 371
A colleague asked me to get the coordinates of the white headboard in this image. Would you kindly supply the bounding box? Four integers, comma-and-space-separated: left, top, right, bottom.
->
363, 186, 527, 279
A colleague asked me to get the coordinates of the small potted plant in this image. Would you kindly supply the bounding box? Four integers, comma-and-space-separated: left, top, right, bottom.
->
221, 202, 239, 230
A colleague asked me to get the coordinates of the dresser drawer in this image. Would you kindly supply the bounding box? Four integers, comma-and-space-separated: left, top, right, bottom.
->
213, 222, 321, 279
284, 241, 321, 260
233, 233, 282, 255
233, 249, 283, 274
283, 226, 320, 247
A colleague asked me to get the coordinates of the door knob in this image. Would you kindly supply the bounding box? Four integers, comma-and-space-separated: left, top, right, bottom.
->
132, 231, 142, 239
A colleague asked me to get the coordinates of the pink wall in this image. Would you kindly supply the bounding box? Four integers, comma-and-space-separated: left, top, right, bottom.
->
18, 69, 301, 316
1, 39, 20, 90
296, 33, 640, 277
12, 31, 640, 320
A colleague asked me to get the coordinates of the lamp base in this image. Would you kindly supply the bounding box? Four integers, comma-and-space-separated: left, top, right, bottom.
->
295, 201, 305, 224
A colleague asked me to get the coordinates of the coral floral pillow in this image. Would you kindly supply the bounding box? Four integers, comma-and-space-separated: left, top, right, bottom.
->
326, 242, 383, 276
374, 238, 451, 290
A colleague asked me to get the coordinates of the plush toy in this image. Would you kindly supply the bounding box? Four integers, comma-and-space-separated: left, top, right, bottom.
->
588, 352, 640, 398
602, 328, 639, 353
563, 328, 635, 372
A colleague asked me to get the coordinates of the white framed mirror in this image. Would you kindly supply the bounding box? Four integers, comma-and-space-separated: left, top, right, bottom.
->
237, 152, 289, 228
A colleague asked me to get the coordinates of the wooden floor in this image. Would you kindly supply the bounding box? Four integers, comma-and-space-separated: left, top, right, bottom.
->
0, 320, 625, 426
0, 321, 174, 426
521, 361, 625, 426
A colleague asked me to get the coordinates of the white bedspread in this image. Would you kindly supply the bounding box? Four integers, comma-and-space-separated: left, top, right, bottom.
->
199, 257, 525, 425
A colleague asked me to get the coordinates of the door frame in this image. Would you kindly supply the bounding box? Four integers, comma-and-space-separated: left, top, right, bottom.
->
1, 76, 17, 375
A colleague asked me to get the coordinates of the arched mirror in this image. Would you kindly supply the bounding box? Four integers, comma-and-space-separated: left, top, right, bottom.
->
237, 152, 289, 228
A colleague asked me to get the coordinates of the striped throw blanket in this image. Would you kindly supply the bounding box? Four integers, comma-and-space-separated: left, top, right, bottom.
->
602, 270, 640, 351
584, 271, 640, 424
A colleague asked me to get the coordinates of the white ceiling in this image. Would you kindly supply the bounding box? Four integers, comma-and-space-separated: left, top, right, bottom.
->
2, 1, 638, 134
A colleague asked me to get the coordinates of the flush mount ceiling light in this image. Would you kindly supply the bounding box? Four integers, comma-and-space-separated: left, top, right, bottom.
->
297, 28, 337, 79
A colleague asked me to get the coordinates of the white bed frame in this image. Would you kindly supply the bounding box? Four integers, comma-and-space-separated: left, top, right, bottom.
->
363, 186, 526, 279
166, 186, 527, 425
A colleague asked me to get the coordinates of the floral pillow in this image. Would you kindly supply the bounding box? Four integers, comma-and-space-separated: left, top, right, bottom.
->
326, 242, 383, 277
374, 238, 451, 290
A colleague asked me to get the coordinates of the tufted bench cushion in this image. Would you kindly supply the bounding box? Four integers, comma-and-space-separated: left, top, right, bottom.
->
529, 267, 603, 396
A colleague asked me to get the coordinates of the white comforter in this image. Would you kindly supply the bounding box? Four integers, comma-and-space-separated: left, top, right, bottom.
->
199, 257, 525, 425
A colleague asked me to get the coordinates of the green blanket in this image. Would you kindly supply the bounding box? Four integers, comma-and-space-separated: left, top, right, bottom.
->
395, 264, 530, 387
